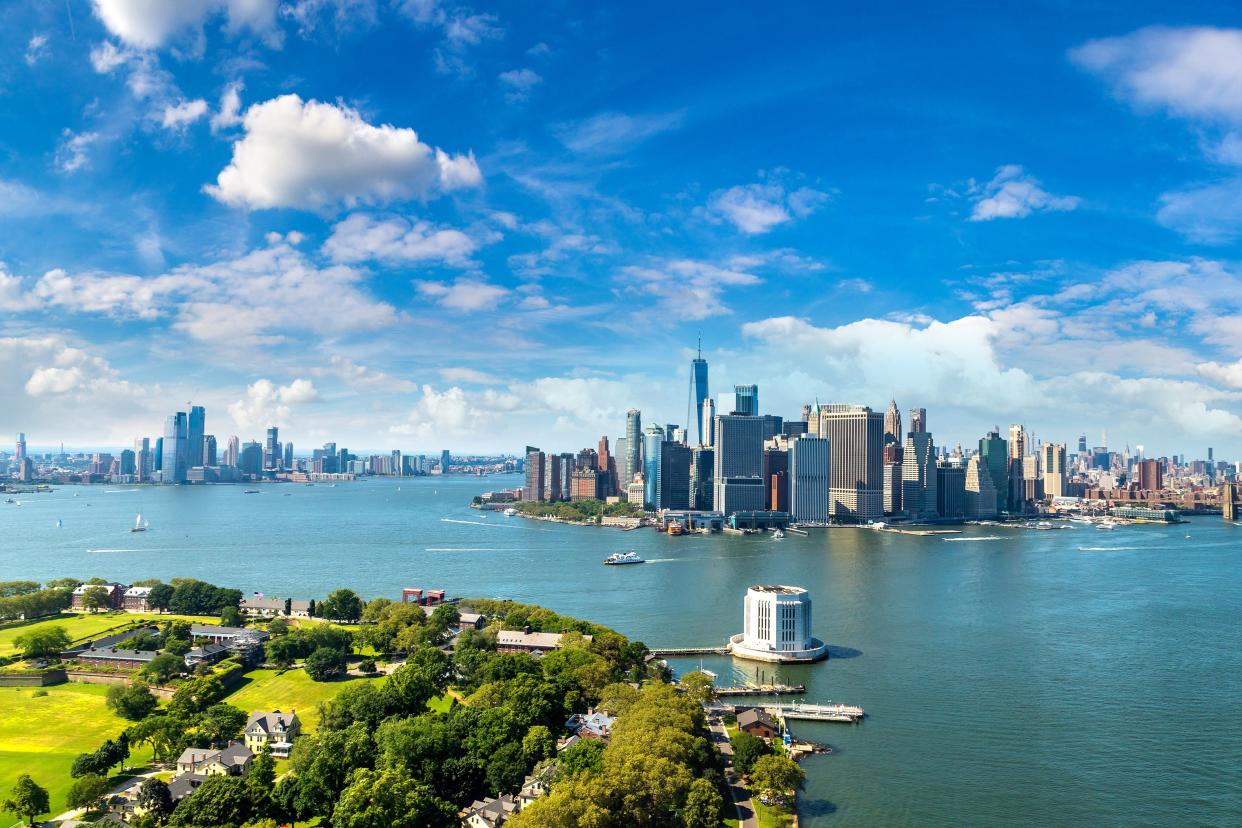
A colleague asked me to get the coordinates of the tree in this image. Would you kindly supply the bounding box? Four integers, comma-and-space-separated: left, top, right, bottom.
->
748, 754, 805, 800
199, 703, 247, 746
169, 775, 250, 826
305, 647, 347, 681
308, 598, 317, 617
137, 777, 174, 824
485, 742, 527, 795
362, 597, 392, 622
81, 584, 112, 612
246, 745, 276, 807
283, 597, 293, 616
730, 731, 772, 775
679, 670, 716, 705
147, 583, 175, 613
65, 773, 109, 809
521, 725, 554, 763
3, 774, 49, 825
682, 777, 724, 828
14, 625, 70, 660
321, 589, 363, 623
107, 681, 159, 720
556, 738, 604, 779
265, 635, 298, 669
0, 581, 40, 597
143, 652, 185, 685
330, 767, 455, 828
220, 605, 243, 627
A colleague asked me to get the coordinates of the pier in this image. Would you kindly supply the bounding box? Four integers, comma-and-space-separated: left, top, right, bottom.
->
716, 683, 806, 697
649, 646, 728, 656
772, 701, 865, 722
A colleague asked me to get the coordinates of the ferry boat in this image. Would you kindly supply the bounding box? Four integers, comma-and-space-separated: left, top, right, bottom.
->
131, 512, 149, 532
667, 522, 685, 536
1096, 520, 1118, 530
603, 551, 645, 566
503, 507, 518, 517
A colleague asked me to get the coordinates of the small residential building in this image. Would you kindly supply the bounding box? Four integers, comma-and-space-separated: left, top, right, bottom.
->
122, 586, 154, 612
240, 596, 313, 617
73, 647, 159, 670
167, 773, 208, 803
460, 794, 520, 828
184, 642, 230, 667
175, 743, 253, 776
737, 708, 779, 739
71, 582, 127, 611
516, 775, 547, 809
189, 625, 270, 645
419, 604, 487, 630
245, 710, 302, 758
495, 630, 592, 655
566, 710, 615, 740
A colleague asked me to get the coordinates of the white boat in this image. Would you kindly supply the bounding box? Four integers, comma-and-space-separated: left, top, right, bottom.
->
772, 528, 785, 539
603, 551, 645, 566
1096, 520, 1118, 530
504, 507, 518, 517
131, 512, 149, 532
56, 518, 62, 528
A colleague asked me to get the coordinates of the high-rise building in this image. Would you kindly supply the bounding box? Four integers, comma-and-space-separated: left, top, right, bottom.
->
964, 455, 998, 518
659, 442, 691, 511
265, 427, 280, 470
204, 435, 218, 467
525, 447, 546, 501
440, 449, 451, 473
239, 441, 263, 477
1078, 434, 1088, 454
909, 408, 927, 434
161, 412, 188, 483
187, 405, 205, 468
597, 436, 614, 498
1042, 443, 1067, 499
789, 436, 830, 524
936, 462, 966, 518
883, 401, 902, 449
624, 409, 642, 484
733, 385, 758, 417
133, 437, 151, 482
819, 405, 884, 521
978, 430, 1009, 514
1138, 458, 1162, 491
690, 340, 710, 447
882, 462, 902, 514
225, 436, 240, 467
764, 448, 789, 512
119, 449, 136, 477
700, 398, 716, 448
690, 447, 714, 511
713, 414, 765, 515
15, 433, 26, 461
154, 437, 163, 472
902, 431, 938, 520
283, 442, 293, 469
643, 425, 665, 510
1008, 424, 1027, 513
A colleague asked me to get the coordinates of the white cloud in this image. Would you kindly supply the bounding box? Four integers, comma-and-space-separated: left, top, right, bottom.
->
210, 82, 244, 132
498, 68, 541, 102
555, 111, 683, 155
1071, 26, 1242, 122
91, 0, 280, 49
395, 0, 503, 76
25, 34, 49, 66
1156, 179, 1242, 243
507, 230, 611, 277
415, 277, 508, 311
438, 367, 499, 384
227, 377, 319, 432
324, 213, 478, 265
970, 165, 1080, 221
1198, 359, 1242, 390
617, 259, 761, 319
56, 130, 101, 173
323, 355, 419, 392
705, 180, 829, 235
206, 94, 482, 211
161, 98, 209, 130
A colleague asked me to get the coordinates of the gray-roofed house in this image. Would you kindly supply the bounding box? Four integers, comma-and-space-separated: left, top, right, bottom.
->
495, 630, 591, 655
168, 773, 208, 803
566, 710, 615, 741
184, 642, 231, 668
175, 742, 253, 776
244, 710, 302, 758
460, 793, 520, 827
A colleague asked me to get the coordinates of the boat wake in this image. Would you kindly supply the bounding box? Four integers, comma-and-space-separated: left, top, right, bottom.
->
104, 489, 139, 494
643, 558, 679, 563
943, 536, 1003, 542
1077, 546, 1141, 552
87, 548, 148, 553
440, 518, 522, 529
425, 547, 503, 553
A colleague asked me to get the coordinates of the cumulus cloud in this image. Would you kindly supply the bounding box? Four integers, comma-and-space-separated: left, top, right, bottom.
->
391, 383, 521, 439
56, 130, 101, 173
507, 230, 611, 277
970, 165, 1080, 221
1198, 359, 1242, 390
91, 0, 280, 49
414, 278, 508, 311
161, 98, 209, 130
617, 259, 761, 319
206, 94, 482, 211
210, 82, 244, 132
227, 377, 319, 432
498, 68, 541, 102
324, 213, 477, 265
555, 111, 683, 155
323, 355, 419, 392
705, 179, 829, 234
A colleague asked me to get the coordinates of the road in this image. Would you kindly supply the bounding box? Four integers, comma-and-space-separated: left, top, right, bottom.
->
709, 719, 758, 828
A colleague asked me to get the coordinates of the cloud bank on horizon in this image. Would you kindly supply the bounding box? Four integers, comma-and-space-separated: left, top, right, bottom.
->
1, 3, 1242, 457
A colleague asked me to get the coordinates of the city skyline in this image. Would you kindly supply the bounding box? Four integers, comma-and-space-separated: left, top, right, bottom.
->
3, 5, 1242, 454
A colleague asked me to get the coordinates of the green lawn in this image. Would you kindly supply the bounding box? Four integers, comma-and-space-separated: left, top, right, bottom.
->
0, 612, 221, 658
223, 668, 381, 730
0, 684, 154, 818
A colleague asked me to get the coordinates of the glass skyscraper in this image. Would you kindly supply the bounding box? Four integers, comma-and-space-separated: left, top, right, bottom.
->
624, 409, 642, 484
642, 425, 664, 510
162, 411, 188, 483
689, 341, 709, 446
734, 384, 758, 417
187, 405, 205, 468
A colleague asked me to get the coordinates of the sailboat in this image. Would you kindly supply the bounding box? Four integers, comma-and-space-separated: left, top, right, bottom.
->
56, 518, 63, 528
131, 512, 149, 533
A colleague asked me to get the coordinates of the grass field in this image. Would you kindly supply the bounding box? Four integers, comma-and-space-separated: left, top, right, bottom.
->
0, 684, 154, 818
223, 668, 381, 730
0, 612, 221, 658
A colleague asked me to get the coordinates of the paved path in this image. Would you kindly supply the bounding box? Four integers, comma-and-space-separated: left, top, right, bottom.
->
709, 720, 758, 828
43, 767, 162, 825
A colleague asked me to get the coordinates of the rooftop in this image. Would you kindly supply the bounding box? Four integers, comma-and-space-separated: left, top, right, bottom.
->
749, 584, 807, 595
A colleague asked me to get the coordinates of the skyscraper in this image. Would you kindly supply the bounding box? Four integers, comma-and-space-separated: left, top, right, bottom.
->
624, 409, 642, 483
283, 442, 293, 469
162, 412, 188, 483
643, 425, 665, 510
978, 430, 1009, 514
909, 408, 927, 434
789, 436, 830, 524
597, 436, 614, 498
819, 405, 884, 521
134, 437, 151, 482
265, 427, 280, 470
204, 435, 218, 466
525, 447, 546, 502
659, 441, 691, 511
15, 433, 26, 461
1042, 443, 1067, 499
1007, 424, 1027, 513
733, 385, 758, 417
700, 398, 716, 448
187, 405, 205, 467
901, 431, 938, 520
689, 340, 709, 447
964, 455, 998, 518
225, 435, 240, 467
713, 414, 765, 515
690, 447, 714, 511
883, 401, 902, 447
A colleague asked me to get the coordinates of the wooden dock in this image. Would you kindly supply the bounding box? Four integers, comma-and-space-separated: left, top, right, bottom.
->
717, 683, 805, 697
772, 701, 865, 722
649, 646, 728, 656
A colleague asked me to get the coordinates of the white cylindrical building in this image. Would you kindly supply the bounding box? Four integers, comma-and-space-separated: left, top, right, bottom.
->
728, 585, 828, 663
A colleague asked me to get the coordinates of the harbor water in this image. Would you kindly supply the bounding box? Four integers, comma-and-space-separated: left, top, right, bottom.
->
2, 474, 1240, 826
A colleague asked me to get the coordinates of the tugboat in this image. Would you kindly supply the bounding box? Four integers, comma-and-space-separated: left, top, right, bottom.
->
603, 551, 645, 566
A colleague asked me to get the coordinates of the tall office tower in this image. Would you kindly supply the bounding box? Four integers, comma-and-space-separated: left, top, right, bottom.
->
338, 448, 350, 474
759, 415, 784, 440
15, 433, 26, 461
733, 385, 759, 417
283, 442, 293, 470
964, 455, 998, 518
597, 436, 613, 498
440, 449, 451, 473
1042, 442, 1067, 499
763, 448, 789, 511
801, 404, 812, 424
689, 340, 709, 447
712, 414, 765, 514
909, 408, 927, 434
119, 449, 135, 477
614, 438, 628, 481
978, 430, 1009, 514
186, 405, 205, 467
133, 437, 150, 482
819, 405, 884, 522
700, 398, 716, 447
525, 448, 546, 501
883, 400, 902, 447
154, 437, 163, 472
239, 441, 263, 477
264, 427, 279, 470
1022, 455, 1042, 503
162, 412, 188, 483
624, 409, 642, 483
882, 462, 902, 514
901, 431, 939, 520
690, 447, 714, 510
204, 435, 218, 467
936, 462, 966, 518
659, 441, 692, 511
1078, 434, 1088, 454
1007, 424, 1027, 513
643, 425, 665, 510
226, 436, 240, 467
1138, 458, 1162, 491
789, 436, 830, 524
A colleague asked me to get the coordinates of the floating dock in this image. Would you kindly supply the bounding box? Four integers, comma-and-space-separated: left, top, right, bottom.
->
650, 646, 729, 656
716, 683, 806, 697
772, 701, 865, 722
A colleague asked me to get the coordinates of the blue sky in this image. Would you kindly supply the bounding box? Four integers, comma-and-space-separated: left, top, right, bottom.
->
3, 1, 1242, 457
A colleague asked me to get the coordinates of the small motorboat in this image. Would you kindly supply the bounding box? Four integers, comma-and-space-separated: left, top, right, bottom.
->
504, 507, 518, 517
1096, 520, 1118, 530
772, 528, 785, 539
603, 551, 645, 566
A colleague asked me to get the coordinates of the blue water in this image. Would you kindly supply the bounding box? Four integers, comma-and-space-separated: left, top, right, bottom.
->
3, 475, 1241, 826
